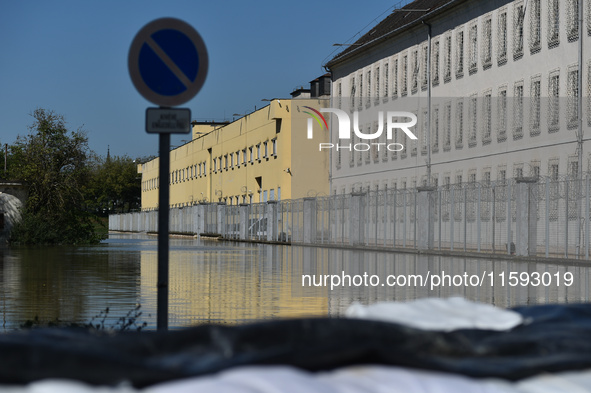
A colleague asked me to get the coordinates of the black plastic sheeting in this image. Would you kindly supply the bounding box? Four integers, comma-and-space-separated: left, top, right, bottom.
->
2, 303, 591, 388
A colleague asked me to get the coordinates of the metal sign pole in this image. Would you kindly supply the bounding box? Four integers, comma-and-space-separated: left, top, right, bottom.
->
157, 132, 170, 331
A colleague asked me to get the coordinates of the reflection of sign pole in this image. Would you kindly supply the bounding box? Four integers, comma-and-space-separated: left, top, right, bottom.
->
129, 17, 208, 331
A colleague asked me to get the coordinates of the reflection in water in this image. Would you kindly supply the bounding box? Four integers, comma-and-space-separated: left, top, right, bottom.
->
1, 233, 590, 331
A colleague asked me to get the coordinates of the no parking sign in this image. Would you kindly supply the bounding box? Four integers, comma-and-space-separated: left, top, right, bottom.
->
128, 17, 208, 108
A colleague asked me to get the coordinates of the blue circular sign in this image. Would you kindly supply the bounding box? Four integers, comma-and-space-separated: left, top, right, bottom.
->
128, 18, 208, 107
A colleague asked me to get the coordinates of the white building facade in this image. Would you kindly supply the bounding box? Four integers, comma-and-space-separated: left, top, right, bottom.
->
326, 0, 591, 194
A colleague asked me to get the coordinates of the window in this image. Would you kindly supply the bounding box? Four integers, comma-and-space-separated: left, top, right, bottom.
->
443, 34, 452, 82
236, 151, 240, 167
514, 2, 525, 59
567, 66, 579, 129
482, 92, 492, 144
432, 106, 439, 153
531, 77, 541, 135
513, 82, 524, 139
567, 0, 579, 41
498, 87, 507, 141
468, 94, 477, 147
263, 141, 268, 158
243, 148, 247, 165
549, 159, 559, 220
421, 44, 428, 90
350, 76, 356, 110
456, 100, 464, 148
375, 66, 380, 104
359, 72, 364, 109
432, 39, 440, 85
272, 138, 277, 156
468, 23, 478, 73
213, 158, 217, 172
203, 162, 206, 176
548, 0, 560, 47
421, 109, 428, 155
224, 155, 228, 170
383, 62, 389, 98
366, 70, 372, 107
411, 49, 419, 94
482, 17, 492, 68
401, 55, 408, 96
549, 71, 560, 131
530, 0, 541, 52
443, 101, 452, 151
256, 144, 261, 160
230, 153, 234, 168
455, 29, 464, 78
249, 147, 253, 163
393, 58, 399, 97
497, 10, 508, 64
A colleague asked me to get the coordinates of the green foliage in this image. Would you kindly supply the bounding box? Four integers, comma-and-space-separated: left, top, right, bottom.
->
84, 153, 142, 215
9, 109, 100, 245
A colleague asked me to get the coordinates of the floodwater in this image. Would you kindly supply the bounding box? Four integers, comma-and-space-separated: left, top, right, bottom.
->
0, 233, 589, 331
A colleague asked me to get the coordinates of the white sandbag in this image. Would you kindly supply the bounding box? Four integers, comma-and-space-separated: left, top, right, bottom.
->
346, 297, 523, 331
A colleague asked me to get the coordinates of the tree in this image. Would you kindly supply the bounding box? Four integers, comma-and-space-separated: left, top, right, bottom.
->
85, 154, 142, 215
9, 109, 100, 244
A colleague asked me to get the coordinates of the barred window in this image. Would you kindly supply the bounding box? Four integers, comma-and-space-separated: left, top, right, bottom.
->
497, 11, 508, 64
549, 160, 559, 220
359, 73, 364, 109
567, 0, 579, 41
421, 108, 428, 155
530, 77, 541, 135
337, 82, 342, 109
432, 39, 440, 86
482, 17, 492, 68
513, 82, 524, 139
366, 70, 371, 108
383, 63, 389, 98
375, 67, 380, 105
392, 58, 399, 98
456, 99, 464, 148
513, 2, 525, 59
530, 0, 541, 53
567, 66, 579, 129
456, 29, 464, 78
548, 0, 560, 47
548, 71, 560, 131
482, 92, 492, 144
443, 101, 452, 151
443, 34, 452, 82
401, 55, 408, 96
400, 131, 407, 159
421, 44, 428, 90
411, 49, 419, 94
350, 76, 356, 110
469, 23, 478, 74
432, 106, 439, 153
468, 94, 477, 147
372, 123, 380, 162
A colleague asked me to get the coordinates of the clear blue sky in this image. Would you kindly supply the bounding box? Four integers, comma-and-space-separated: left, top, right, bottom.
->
0, 1, 408, 159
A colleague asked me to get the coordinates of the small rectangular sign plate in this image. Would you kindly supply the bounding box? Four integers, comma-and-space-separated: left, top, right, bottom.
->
146, 107, 191, 134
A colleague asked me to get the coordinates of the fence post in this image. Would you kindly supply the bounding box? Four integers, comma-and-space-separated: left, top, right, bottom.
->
267, 200, 278, 241
349, 192, 366, 246
303, 197, 317, 244
417, 186, 436, 250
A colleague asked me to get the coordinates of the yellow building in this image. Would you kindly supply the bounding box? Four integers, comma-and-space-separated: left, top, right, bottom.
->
139, 96, 330, 210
